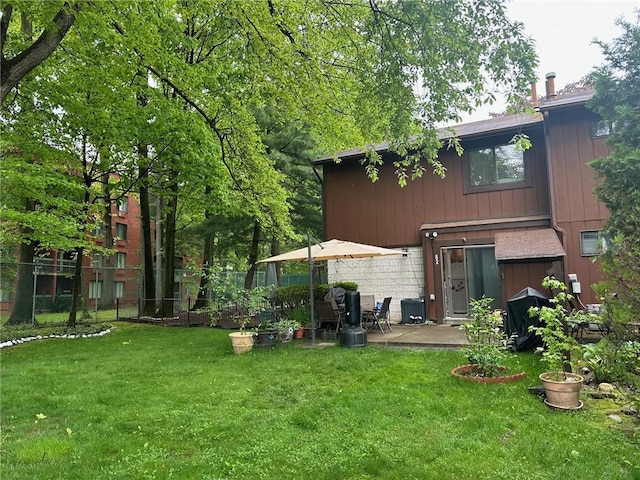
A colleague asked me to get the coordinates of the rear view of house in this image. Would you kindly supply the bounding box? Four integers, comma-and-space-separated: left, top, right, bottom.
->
314, 74, 610, 323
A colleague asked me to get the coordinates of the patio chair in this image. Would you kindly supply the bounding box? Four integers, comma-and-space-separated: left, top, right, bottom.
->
362, 297, 392, 333
315, 299, 344, 337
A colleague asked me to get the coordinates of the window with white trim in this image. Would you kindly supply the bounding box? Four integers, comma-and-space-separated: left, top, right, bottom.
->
580, 231, 610, 256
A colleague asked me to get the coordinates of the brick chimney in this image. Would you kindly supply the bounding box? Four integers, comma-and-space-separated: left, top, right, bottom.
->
545, 72, 557, 99
531, 81, 539, 109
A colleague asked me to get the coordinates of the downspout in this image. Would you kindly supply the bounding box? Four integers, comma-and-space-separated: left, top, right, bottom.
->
542, 110, 567, 280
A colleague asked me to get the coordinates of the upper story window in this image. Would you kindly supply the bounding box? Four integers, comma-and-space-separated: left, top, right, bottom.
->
469, 144, 524, 186
464, 142, 529, 194
115, 252, 127, 269
115, 222, 127, 240
117, 197, 128, 214
590, 120, 611, 138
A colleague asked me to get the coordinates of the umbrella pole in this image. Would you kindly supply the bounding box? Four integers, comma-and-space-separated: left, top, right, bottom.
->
308, 233, 316, 344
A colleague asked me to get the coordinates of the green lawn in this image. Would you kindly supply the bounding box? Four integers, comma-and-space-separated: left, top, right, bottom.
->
1, 323, 638, 479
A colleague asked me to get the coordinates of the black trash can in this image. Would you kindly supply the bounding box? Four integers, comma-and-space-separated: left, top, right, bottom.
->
344, 291, 361, 326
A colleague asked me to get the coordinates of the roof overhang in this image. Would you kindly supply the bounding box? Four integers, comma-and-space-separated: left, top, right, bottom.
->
314, 112, 543, 165
538, 90, 595, 112
495, 229, 566, 262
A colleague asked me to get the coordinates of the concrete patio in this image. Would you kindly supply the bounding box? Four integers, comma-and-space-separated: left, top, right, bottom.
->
365, 322, 469, 349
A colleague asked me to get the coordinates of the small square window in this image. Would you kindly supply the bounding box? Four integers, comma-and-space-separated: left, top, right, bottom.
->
115, 223, 127, 240
580, 231, 609, 256
590, 120, 610, 138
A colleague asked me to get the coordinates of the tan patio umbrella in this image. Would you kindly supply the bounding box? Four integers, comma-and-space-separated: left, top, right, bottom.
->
257, 239, 403, 263
258, 237, 402, 344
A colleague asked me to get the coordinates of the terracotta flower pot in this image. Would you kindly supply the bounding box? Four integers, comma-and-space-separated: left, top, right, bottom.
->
294, 327, 305, 339
539, 372, 583, 409
229, 332, 255, 354
451, 364, 526, 384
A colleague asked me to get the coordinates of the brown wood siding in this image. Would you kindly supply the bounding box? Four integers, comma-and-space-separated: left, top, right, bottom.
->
545, 106, 610, 304
501, 261, 556, 303
546, 108, 609, 225
322, 127, 550, 248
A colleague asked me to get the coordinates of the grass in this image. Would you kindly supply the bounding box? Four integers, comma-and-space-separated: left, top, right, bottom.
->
1, 323, 638, 479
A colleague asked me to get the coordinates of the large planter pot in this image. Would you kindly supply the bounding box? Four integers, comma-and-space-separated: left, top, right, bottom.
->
539, 372, 584, 409
229, 332, 255, 354
451, 364, 526, 384
294, 328, 305, 339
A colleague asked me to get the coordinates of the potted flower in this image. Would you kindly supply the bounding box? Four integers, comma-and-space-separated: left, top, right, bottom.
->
453, 296, 525, 383
528, 276, 594, 409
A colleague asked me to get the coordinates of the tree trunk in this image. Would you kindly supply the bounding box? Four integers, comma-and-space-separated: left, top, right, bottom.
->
192, 229, 213, 310
155, 196, 163, 308
67, 246, 84, 327
5, 241, 36, 325
271, 239, 281, 287
100, 183, 115, 309
193, 185, 214, 310
68, 139, 92, 327
244, 221, 261, 290
138, 146, 156, 315
159, 177, 178, 317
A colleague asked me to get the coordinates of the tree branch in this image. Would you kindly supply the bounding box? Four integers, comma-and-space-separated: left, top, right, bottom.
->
1, 2, 80, 105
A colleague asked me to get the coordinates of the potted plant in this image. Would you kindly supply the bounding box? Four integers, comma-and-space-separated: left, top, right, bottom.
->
255, 309, 279, 348
206, 267, 266, 354
528, 276, 594, 409
274, 318, 301, 343
453, 296, 525, 383
285, 306, 309, 340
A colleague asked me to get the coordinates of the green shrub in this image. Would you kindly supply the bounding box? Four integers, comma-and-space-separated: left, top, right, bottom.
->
333, 281, 358, 292
52, 295, 73, 313
460, 296, 509, 377
272, 282, 358, 311
583, 339, 640, 387
284, 305, 311, 327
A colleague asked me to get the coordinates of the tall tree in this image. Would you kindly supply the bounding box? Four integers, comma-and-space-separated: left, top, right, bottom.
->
2, 0, 538, 320
588, 13, 640, 322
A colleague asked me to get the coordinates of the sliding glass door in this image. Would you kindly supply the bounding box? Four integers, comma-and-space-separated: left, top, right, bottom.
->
441, 246, 499, 318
